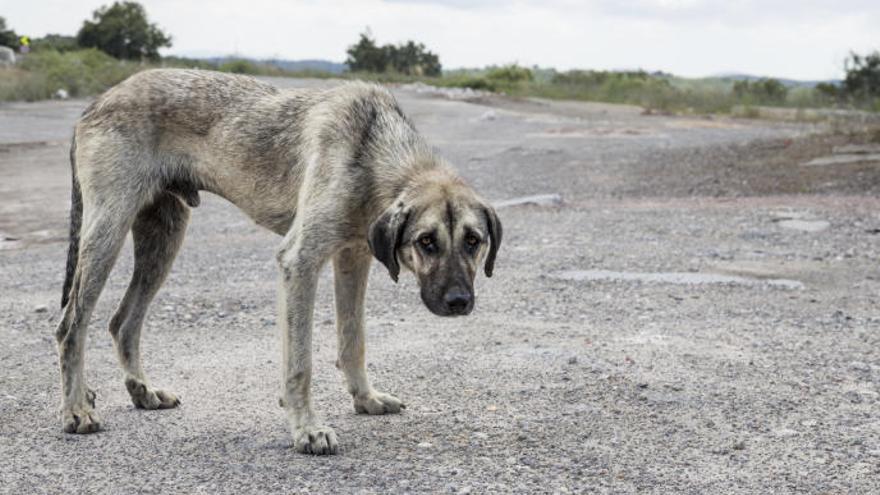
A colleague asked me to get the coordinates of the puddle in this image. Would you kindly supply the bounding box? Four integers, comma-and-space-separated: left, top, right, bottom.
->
553, 269, 803, 289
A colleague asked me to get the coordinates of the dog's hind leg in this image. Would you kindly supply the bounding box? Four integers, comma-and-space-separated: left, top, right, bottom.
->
109, 192, 189, 410
333, 245, 404, 415
56, 200, 141, 434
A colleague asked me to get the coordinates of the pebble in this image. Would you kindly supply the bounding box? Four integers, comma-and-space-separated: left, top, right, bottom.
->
33, 305, 48, 314
778, 219, 830, 232
850, 361, 871, 372
494, 193, 564, 209
417, 442, 433, 449
773, 428, 800, 438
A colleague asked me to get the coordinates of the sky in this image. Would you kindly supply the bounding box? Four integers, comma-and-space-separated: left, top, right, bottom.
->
3, 0, 878, 80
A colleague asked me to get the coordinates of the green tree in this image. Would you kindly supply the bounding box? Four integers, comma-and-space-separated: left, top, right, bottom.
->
843, 50, 880, 101
0, 17, 18, 49
386, 41, 441, 76
346, 32, 388, 73
76, 1, 171, 61
346, 30, 441, 76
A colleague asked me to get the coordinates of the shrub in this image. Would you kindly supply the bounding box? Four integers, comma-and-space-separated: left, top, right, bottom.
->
4, 48, 139, 100
843, 51, 880, 103
485, 64, 533, 84
731, 78, 788, 105
217, 58, 261, 74
31, 34, 79, 53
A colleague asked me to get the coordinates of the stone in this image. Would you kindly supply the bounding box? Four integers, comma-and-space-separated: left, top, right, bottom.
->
803, 154, 880, 167
494, 194, 564, 209
552, 269, 803, 289
777, 219, 830, 232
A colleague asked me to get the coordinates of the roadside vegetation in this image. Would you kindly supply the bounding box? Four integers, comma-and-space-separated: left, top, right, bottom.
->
1, 3, 878, 116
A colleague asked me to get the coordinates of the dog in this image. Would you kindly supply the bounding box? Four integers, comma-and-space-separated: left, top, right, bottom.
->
55, 69, 502, 455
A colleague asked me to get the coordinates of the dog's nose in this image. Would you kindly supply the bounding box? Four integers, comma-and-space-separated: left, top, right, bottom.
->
444, 290, 472, 314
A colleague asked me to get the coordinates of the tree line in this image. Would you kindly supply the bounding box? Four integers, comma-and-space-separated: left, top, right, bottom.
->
1, 1, 877, 108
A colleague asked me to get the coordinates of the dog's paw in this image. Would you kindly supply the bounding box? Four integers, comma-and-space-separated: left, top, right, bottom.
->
292, 424, 339, 455
125, 378, 180, 410
61, 404, 101, 434
354, 390, 406, 415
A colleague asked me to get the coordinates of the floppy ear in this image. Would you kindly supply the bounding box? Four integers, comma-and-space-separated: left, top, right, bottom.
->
368, 205, 411, 283
482, 205, 502, 277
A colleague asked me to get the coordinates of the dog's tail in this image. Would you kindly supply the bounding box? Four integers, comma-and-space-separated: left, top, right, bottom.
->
61, 133, 83, 309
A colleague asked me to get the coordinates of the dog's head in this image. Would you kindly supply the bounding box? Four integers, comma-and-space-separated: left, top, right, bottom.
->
368, 173, 502, 317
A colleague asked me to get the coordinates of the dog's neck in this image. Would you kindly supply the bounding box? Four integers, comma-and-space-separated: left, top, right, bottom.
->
366, 128, 464, 215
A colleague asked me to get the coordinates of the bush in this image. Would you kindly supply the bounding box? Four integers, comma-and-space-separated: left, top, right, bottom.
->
843, 51, 880, 103
485, 64, 533, 84
731, 78, 788, 105
31, 34, 79, 53
1, 48, 140, 101
217, 58, 261, 74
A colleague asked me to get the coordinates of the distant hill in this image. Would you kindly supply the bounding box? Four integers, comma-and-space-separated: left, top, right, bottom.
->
202, 56, 346, 74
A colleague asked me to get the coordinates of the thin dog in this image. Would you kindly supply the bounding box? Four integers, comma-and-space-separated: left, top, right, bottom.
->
55, 69, 502, 455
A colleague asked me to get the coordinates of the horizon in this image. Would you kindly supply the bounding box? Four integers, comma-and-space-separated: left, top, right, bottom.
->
5, 1, 878, 81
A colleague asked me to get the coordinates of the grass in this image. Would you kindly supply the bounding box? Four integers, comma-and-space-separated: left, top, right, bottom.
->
2, 53, 877, 117
0, 49, 141, 101
0, 50, 338, 102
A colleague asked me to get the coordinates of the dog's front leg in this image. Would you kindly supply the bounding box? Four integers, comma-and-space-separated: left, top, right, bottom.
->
333, 245, 405, 415
277, 232, 338, 455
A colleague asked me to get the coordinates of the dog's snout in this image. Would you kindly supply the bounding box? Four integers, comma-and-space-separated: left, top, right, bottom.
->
444, 289, 473, 315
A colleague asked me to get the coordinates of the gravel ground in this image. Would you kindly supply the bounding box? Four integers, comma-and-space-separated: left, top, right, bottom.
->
1, 77, 880, 494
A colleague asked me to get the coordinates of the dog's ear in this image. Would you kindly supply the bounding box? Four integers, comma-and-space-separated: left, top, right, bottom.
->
368, 205, 411, 283
482, 204, 502, 277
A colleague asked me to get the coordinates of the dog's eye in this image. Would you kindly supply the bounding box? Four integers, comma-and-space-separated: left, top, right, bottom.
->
417, 235, 436, 252
464, 234, 480, 251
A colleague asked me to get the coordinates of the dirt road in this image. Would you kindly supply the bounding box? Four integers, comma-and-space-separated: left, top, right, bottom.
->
1, 77, 879, 494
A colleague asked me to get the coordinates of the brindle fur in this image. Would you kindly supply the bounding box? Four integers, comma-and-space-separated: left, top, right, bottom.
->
55, 69, 502, 455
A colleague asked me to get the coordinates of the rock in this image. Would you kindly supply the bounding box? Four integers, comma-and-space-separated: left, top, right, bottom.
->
479, 110, 497, 121
54, 88, 69, 100
567, 356, 578, 365
552, 269, 803, 289
803, 154, 880, 167
832, 144, 880, 155
33, 305, 48, 314
494, 194, 564, 209
850, 361, 871, 372
417, 442, 433, 449
773, 428, 800, 438
0, 46, 14, 67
